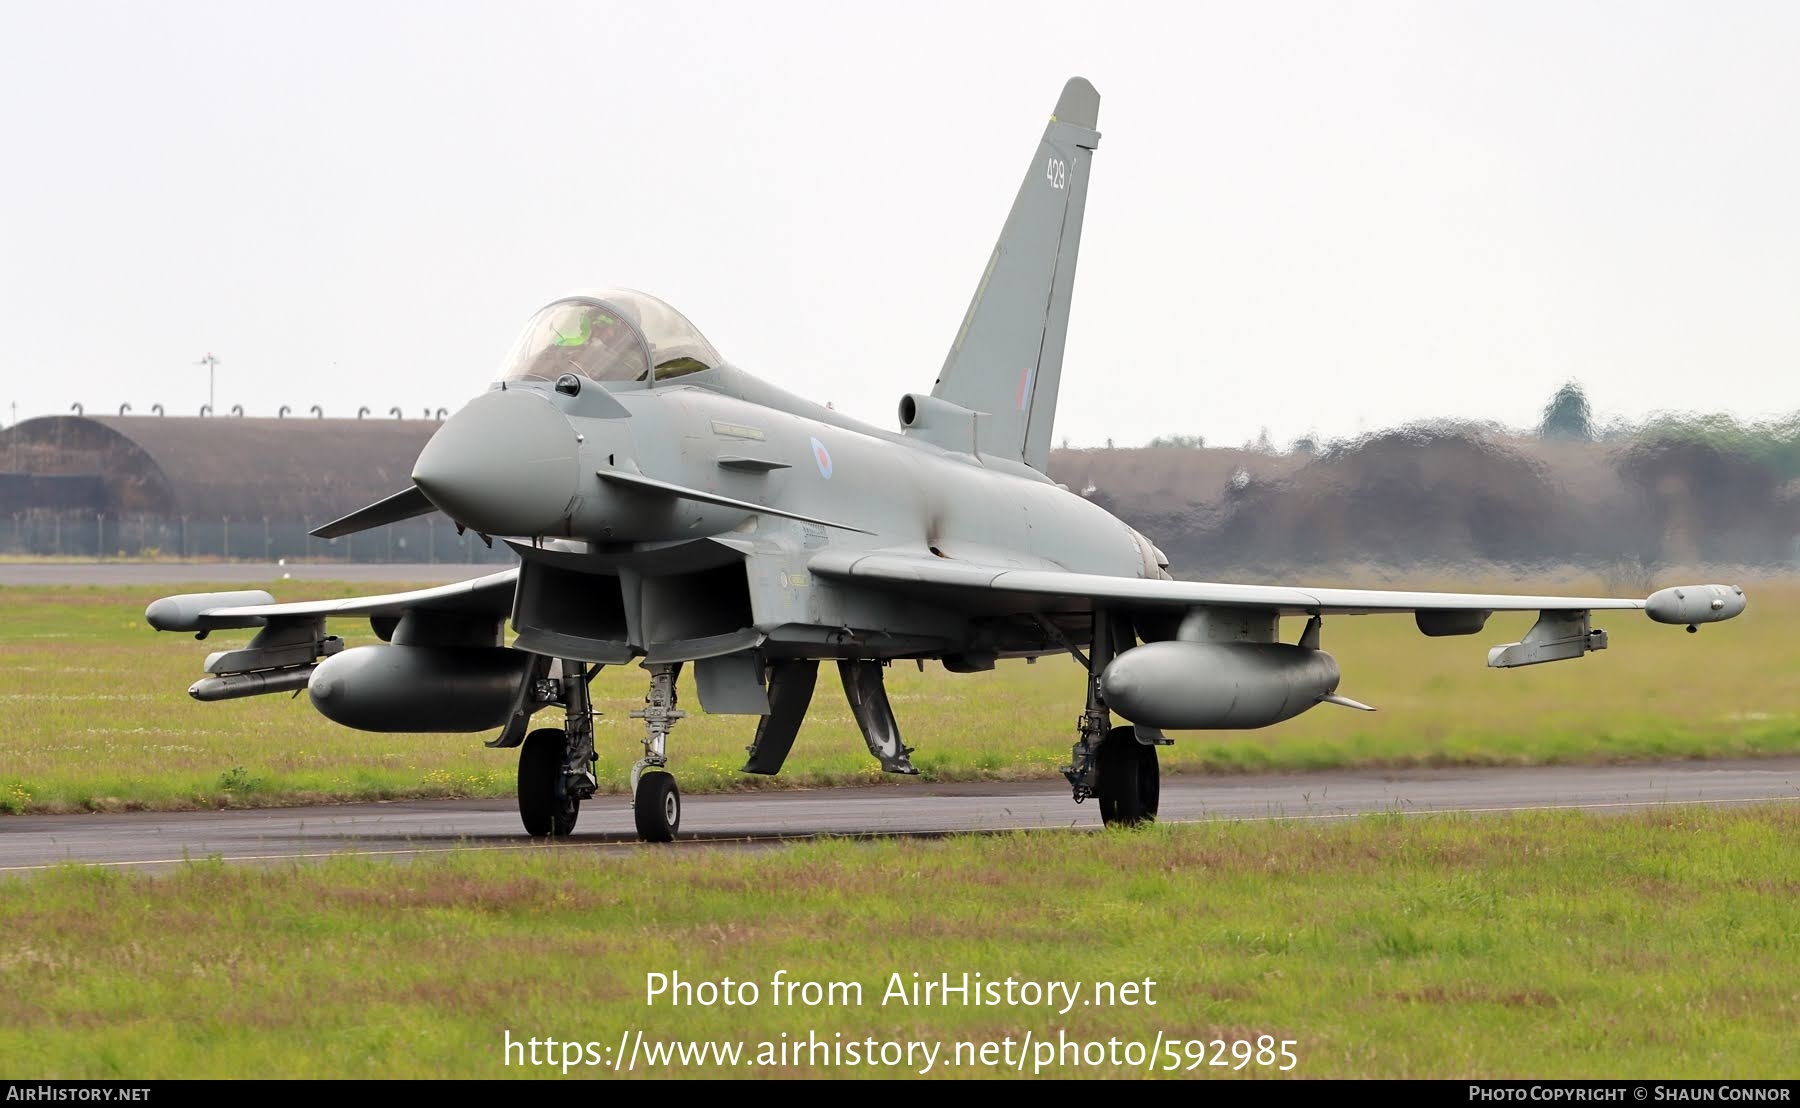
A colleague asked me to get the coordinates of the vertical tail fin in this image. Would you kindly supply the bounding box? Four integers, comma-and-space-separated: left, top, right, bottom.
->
931, 77, 1100, 471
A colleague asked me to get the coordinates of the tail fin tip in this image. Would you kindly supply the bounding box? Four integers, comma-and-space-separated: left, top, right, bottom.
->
1053, 77, 1100, 130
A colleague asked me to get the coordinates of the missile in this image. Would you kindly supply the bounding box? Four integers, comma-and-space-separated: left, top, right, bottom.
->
189, 666, 316, 702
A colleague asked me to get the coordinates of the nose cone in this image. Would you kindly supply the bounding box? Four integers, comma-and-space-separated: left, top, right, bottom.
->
413, 389, 580, 536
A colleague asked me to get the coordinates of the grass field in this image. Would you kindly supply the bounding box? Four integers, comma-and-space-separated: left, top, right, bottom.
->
0, 806, 1794, 1078
1, 578, 1797, 814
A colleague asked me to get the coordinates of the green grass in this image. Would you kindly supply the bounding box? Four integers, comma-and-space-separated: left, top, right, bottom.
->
1, 578, 1797, 814
1, 806, 1795, 1077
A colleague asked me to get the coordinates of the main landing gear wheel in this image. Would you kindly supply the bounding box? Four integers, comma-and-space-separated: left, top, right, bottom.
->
634, 770, 681, 842
1096, 725, 1159, 828
518, 727, 579, 838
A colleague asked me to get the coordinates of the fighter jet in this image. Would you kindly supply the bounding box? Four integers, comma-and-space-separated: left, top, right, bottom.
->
146, 78, 1747, 842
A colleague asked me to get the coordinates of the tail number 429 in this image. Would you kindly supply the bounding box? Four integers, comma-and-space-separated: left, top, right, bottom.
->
1045, 157, 1068, 190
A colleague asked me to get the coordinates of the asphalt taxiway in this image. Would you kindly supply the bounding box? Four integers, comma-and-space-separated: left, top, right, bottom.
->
3, 759, 1795, 872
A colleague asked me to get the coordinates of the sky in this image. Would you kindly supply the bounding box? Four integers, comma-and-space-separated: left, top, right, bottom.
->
1, 1, 1796, 450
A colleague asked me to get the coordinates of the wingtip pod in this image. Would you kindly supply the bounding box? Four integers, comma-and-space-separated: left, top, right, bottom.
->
1645, 584, 1747, 626
144, 590, 275, 633
1053, 77, 1100, 129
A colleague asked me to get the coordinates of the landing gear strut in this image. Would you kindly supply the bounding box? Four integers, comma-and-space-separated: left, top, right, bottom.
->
630, 663, 685, 842
518, 659, 599, 837
1058, 609, 1160, 827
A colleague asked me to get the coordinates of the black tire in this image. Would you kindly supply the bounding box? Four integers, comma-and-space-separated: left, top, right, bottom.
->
634, 770, 681, 843
518, 727, 579, 838
1096, 725, 1159, 828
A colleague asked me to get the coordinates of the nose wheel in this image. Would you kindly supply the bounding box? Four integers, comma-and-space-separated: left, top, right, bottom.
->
633, 770, 681, 842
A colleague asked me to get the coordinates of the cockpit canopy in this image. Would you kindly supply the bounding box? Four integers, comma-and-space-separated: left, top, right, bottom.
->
494, 289, 723, 387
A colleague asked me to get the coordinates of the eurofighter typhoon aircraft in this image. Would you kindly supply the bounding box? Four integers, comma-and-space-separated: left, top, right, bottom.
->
147, 78, 1746, 841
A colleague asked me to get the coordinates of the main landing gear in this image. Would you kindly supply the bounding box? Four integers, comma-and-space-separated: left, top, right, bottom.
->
1060, 610, 1162, 828
518, 659, 598, 838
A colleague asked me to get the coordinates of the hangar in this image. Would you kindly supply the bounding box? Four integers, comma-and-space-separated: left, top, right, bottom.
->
0, 412, 511, 563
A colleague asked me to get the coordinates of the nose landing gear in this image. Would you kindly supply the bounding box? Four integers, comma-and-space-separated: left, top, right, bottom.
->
630, 663, 685, 842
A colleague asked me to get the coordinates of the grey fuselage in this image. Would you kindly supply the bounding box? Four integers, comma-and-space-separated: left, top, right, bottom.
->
412, 366, 1162, 668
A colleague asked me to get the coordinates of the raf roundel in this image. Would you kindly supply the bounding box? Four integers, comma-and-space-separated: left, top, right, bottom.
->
810, 436, 834, 479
